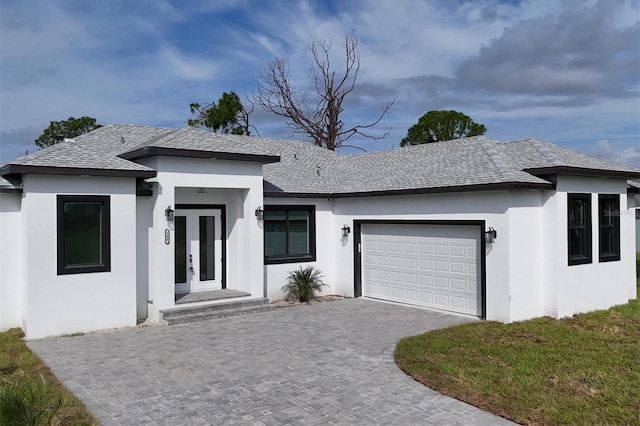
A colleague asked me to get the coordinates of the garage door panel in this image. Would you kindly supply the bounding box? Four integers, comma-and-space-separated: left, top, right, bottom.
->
450, 244, 466, 257
362, 224, 481, 316
404, 258, 417, 268
418, 259, 432, 270
450, 277, 467, 290
434, 244, 448, 255
419, 243, 432, 254
390, 256, 403, 267
404, 273, 417, 284
419, 275, 432, 286
434, 260, 448, 272
390, 271, 403, 282
450, 261, 466, 273
404, 289, 418, 301
403, 242, 417, 253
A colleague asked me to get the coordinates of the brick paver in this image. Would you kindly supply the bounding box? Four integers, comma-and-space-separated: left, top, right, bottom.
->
28, 299, 514, 425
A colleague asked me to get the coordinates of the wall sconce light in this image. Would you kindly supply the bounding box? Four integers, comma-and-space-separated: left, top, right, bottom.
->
485, 226, 497, 243
165, 206, 174, 221
342, 224, 351, 238
255, 206, 264, 220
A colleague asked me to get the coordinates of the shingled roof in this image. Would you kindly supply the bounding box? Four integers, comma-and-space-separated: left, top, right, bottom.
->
1, 124, 639, 196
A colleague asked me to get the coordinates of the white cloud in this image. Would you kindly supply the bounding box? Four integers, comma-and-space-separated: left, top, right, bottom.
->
0, 0, 638, 162
594, 139, 640, 168
157, 45, 218, 81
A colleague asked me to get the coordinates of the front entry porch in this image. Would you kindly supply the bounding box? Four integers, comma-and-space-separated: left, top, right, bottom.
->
175, 288, 250, 304
161, 288, 273, 325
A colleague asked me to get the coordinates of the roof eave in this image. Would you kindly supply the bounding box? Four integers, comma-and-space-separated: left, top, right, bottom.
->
525, 166, 640, 179
264, 181, 555, 199
119, 147, 281, 164
0, 164, 157, 179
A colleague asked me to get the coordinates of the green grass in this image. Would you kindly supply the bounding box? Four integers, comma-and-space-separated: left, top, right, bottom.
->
0, 328, 97, 425
395, 278, 640, 426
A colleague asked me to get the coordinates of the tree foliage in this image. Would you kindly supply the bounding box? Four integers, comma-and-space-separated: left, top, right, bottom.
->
35, 117, 102, 148
188, 91, 253, 135
253, 34, 394, 151
400, 110, 486, 147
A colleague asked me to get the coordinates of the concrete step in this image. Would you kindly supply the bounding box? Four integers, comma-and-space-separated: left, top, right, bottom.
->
160, 298, 274, 325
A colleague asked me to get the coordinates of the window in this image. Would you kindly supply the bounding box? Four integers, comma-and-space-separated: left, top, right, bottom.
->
264, 205, 315, 264
57, 195, 110, 274
567, 193, 592, 265
598, 194, 620, 262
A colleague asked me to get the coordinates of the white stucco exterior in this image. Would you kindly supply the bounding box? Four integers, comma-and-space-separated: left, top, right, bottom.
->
0, 152, 637, 339
264, 181, 637, 323
136, 157, 265, 322
0, 192, 23, 331
1, 175, 139, 339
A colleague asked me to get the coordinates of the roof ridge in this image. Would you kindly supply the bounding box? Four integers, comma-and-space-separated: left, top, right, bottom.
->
477, 136, 515, 181
526, 139, 563, 166
123, 128, 180, 153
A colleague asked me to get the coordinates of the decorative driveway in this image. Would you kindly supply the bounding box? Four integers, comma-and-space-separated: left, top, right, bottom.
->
28, 299, 514, 425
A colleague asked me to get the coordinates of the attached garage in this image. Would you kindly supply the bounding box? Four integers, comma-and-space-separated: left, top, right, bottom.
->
357, 222, 484, 317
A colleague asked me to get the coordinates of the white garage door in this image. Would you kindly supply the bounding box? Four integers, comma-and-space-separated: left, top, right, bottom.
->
361, 223, 481, 316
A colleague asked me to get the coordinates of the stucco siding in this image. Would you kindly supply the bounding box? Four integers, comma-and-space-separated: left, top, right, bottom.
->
551, 176, 634, 318
0, 192, 24, 331
505, 191, 545, 322
263, 199, 335, 301
20, 175, 138, 339
266, 191, 539, 322
140, 157, 265, 321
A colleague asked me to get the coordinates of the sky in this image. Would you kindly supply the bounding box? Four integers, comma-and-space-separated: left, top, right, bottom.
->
1, 0, 639, 166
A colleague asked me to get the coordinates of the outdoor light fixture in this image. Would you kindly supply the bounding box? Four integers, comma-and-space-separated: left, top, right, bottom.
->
342, 224, 351, 237
485, 226, 497, 243
255, 206, 264, 220
165, 206, 174, 221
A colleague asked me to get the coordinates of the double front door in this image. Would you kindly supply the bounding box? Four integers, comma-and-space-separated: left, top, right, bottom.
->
174, 209, 223, 293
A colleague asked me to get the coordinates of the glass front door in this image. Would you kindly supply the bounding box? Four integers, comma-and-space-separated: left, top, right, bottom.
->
174, 209, 223, 293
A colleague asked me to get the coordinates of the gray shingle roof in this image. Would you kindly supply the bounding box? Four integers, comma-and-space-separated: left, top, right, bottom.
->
2, 124, 638, 195
497, 139, 640, 175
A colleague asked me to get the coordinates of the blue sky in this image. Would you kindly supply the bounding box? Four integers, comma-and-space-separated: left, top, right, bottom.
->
1, 0, 639, 166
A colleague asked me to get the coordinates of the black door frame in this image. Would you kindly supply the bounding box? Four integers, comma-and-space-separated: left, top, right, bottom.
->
353, 219, 486, 319
175, 204, 227, 289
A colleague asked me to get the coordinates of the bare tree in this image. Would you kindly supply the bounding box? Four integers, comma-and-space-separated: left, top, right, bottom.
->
253, 34, 395, 151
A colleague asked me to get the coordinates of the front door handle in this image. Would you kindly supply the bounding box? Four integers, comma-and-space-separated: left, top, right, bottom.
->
189, 254, 194, 272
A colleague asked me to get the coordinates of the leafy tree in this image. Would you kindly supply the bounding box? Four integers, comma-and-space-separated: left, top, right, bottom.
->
400, 110, 486, 147
35, 117, 102, 148
188, 91, 254, 135
253, 34, 395, 151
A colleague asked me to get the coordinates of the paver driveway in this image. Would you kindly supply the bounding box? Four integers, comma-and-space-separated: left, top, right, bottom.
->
28, 299, 514, 425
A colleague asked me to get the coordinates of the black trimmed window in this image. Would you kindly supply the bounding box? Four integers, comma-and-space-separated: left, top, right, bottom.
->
598, 194, 620, 262
568, 193, 592, 265
264, 205, 316, 264
57, 195, 111, 275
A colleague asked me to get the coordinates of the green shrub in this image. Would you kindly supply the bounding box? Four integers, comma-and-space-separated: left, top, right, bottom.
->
282, 266, 327, 303
0, 374, 62, 426
636, 252, 640, 279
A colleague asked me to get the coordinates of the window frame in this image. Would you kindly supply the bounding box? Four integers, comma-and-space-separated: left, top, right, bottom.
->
598, 194, 620, 263
57, 195, 111, 275
264, 205, 316, 265
567, 193, 592, 266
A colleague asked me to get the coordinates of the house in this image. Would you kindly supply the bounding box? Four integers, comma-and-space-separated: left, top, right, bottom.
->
1, 124, 638, 339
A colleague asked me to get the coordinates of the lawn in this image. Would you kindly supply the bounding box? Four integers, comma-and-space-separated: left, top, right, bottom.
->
0, 328, 97, 425
395, 277, 640, 425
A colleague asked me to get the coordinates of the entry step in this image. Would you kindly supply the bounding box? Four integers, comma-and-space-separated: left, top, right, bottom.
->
175, 289, 251, 304
160, 298, 273, 325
